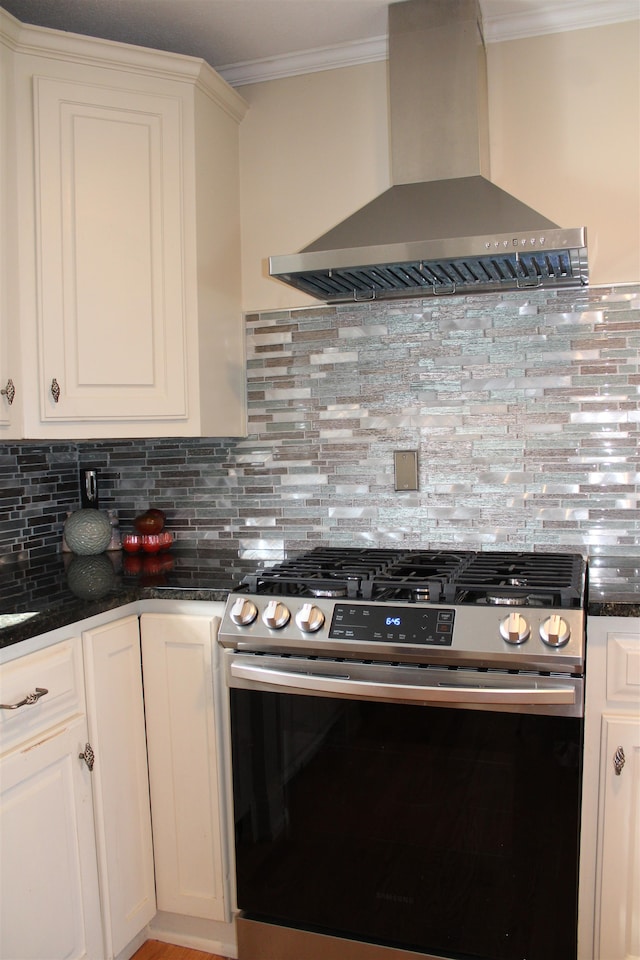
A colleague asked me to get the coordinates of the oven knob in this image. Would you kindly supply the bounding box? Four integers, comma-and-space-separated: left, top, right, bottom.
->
262, 599, 291, 629
499, 612, 530, 645
540, 614, 570, 647
230, 597, 258, 626
295, 603, 325, 633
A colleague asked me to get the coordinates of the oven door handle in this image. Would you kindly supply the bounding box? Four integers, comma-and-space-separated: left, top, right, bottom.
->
229, 661, 577, 706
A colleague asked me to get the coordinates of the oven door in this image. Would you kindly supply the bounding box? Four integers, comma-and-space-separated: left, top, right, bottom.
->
228, 651, 584, 960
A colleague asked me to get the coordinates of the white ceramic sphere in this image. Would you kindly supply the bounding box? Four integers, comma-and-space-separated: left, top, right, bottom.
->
64, 508, 112, 555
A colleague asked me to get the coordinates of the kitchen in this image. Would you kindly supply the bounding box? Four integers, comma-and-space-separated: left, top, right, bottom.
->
0, 1, 639, 959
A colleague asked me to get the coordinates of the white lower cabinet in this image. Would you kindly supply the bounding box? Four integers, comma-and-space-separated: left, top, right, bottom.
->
0, 638, 104, 960
141, 612, 228, 922
1, 604, 234, 958
83, 615, 156, 957
0, 617, 156, 960
596, 714, 640, 958
580, 616, 640, 960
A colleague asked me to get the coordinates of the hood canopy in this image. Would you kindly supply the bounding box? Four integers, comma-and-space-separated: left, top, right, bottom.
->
269, 0, 588, 302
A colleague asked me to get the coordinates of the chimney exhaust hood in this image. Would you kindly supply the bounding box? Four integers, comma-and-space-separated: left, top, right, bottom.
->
269, 0, 588, 302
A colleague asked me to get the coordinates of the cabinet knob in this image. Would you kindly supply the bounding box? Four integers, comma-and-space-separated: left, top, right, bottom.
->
79, 742, 95, 772
0, 378, 15, 405
613, 745, 626, 776
50, 378, 61, 402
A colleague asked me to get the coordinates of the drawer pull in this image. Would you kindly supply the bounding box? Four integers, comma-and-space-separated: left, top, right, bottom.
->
79, 743, 95, 772
1, 687, 49, 710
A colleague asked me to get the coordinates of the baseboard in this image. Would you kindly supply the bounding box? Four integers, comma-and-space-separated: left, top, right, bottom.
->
115, 928, 149, 960
149, 910, 237, 958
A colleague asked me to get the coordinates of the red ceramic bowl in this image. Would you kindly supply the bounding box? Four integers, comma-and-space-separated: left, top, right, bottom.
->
142, 534, 162, 553
122, 533, 142, 553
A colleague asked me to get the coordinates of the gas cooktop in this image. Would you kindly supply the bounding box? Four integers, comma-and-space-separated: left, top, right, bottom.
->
238, 547, 587, 608
221, 547, 587, 680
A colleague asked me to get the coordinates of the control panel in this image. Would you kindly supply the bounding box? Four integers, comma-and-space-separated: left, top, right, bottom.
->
330, 603, 454, 646
220, 594, 584, 671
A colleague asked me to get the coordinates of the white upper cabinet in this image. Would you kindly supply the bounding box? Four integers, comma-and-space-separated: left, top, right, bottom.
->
1, 8, 247, 439
35, 77, 189, 424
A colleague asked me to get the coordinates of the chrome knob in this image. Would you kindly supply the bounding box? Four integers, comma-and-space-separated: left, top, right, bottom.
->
262, 599, 290, 630
79, 743, 95, 772
0, 378, 15, 405
539, 614, 570, 647
230, 597, 258, 626
499, 612, 530, 645
614, 745, 626, 776
295, 602, 325, 633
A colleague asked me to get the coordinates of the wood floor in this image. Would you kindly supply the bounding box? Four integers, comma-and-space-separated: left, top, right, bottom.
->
132, 939, 230, 960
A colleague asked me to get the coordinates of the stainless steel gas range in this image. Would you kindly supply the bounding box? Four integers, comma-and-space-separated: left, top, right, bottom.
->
219, 547, 588, 960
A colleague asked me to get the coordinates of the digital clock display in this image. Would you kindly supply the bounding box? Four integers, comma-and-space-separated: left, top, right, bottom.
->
329, 604, 454, 646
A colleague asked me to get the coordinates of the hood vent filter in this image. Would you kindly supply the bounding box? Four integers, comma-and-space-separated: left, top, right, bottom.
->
280, 235, 587, 302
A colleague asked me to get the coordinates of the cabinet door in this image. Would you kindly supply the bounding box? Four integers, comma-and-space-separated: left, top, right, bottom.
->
33, 75, 189, 426
0, 714, 104, 960
596, 713, 640, 959
141, 612, 227, 921
83, 615, 156, 958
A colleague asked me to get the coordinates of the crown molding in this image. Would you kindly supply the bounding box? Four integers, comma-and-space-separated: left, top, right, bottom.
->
216, 35, 388, 87
217, 0, 639, 87
0, 6, 247, 121
483, 0, 640, 43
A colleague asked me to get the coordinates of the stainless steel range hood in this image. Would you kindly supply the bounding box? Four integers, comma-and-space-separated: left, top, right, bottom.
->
269, 0, 588, 302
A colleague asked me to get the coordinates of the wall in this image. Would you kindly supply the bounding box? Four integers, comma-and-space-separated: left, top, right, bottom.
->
238, 20, 640, 312
2, 283, 638, 561
238, 60, 391, 312
487, 21, 640, 288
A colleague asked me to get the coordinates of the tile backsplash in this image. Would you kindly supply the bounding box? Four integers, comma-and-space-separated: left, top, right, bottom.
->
2, 283, 638, 561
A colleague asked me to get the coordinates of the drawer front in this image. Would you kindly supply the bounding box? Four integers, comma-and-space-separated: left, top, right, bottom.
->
0, 637, 85, 752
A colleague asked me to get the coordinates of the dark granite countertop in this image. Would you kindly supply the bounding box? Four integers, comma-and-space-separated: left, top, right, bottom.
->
0, 543, 271, 652
586, 555, 640, 618
1, 547, 638, 654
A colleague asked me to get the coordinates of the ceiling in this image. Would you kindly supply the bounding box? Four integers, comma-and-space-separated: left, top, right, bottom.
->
2, 0, 638, 85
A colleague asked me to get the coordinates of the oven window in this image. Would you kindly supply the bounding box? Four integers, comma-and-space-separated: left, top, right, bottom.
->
230, 689, 583, 960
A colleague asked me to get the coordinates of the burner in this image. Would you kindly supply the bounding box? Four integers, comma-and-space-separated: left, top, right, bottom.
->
486, 592, 529, 606
310, 585, 348, 598
485, 577, 530, 605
